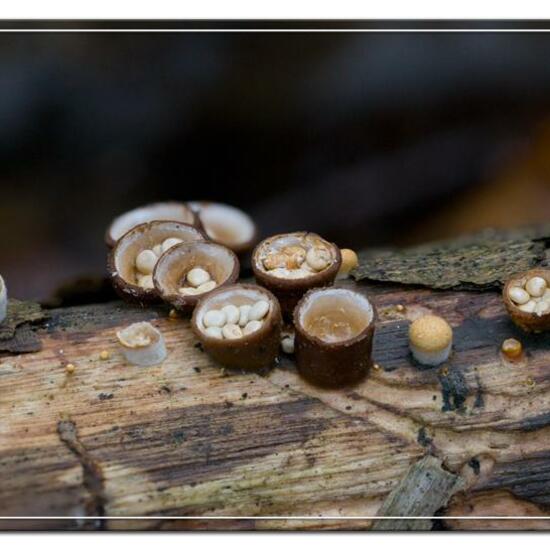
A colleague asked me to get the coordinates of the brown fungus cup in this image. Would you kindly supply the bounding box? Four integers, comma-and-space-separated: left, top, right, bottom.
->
108, 221, 206, 304
252, 231, 342, 317
153, 241, 239, 314
503, 268, 550, 333
188, 201, 258, 255
294, 288, 376, 388
192, 284, 282, 370
105, 201, 198, 248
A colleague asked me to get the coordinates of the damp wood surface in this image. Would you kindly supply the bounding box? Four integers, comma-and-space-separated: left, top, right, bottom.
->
2, 276, 550, 530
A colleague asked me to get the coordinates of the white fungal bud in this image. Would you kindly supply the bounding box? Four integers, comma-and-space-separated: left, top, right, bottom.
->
204, 309, 226, 328
508, 286, 530, 305
137, 274, 154, 289
238, 304, 252, 327
281, 334, 295, 354
196, 280, 217, 294
187, 267, 211, 288
305, 247, 331, 271
135, 249, 158, 275
249, 300, 269, 321
526, 276, 547, 297
519, 300, 537, 313
221, 305, 240, 325
243, 320, 262, 335
162, 238, 183, 253
205, 326, 223, 339
535, 300, 550, 316
152, 244, 163, 257
222, 324, 243, 340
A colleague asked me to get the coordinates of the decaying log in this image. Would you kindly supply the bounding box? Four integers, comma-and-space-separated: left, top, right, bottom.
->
353, 226, 550, 290
2, 233, 550, 530
371, 455, 462, 531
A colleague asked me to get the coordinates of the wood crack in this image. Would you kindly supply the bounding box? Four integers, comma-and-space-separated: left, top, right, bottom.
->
57, 418, 107, 527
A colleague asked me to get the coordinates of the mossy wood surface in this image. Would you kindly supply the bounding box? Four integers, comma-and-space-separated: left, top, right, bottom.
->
2, 239, 550, 530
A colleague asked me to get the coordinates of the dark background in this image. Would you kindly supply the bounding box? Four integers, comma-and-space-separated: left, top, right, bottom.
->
2, 29, 550, 301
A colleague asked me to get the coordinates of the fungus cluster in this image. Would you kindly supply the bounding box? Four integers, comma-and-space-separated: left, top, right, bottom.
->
200, 299, 270, 340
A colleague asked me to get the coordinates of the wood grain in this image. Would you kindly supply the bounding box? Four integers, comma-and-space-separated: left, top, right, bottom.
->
1, 277, 550, 530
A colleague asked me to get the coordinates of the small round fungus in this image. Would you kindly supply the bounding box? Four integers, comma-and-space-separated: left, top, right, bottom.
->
135, 249, 158, 275
222, 324, 243, 340
187, 267, 211, 288
162, 237, 183, 253
502, 338, 522, 359
526, 276, 547, 298
221, 304, 240, 325
281, 333, 295, 354
243, 320, 262, 335
249, 300, 270, 321
409, 314, 453, 367
204, 310, 226, 328
508, 287, 530, 305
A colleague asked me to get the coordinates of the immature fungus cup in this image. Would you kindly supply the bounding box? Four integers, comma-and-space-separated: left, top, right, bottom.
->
293, 288, 375, 388
153, 241, 240, 313
337, 249, 359, 280
409, 314, 453, 367
0, 275, 7, 325
188, 201, 257, 255
116, 322, 167, 367
252, 232, 342, 316
192, 284, 282, 370
108, 221, 206, 304
105, 201, 197, 248
504, 269, 550, 332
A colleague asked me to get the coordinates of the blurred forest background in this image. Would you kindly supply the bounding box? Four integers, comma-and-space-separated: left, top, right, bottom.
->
2, 30, 550, 301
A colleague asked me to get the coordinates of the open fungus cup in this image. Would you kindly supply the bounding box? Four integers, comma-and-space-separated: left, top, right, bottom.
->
188, 201, 258, 255
116, 322, 167, 367
192, 284, 282, 370
252, 231, 342, 317
294, 288, 376, 388
153, 242, 240, 313
108, 221, 206, 304
105, 201, 198, 248
503, 268, 550, 333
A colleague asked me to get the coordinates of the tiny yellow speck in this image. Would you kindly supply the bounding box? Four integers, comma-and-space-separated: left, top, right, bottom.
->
396, 304, 406, 312
440, 367, 449, 376
168, 309, 179, 320
373, 363, 381, 370
65, 363, 75, 374
99, 350, 110, 361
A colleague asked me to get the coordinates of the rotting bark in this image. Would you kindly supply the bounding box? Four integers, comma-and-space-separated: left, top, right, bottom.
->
370, 455, 463, 531
0, 300, 45, 354
353, 226, 549, 290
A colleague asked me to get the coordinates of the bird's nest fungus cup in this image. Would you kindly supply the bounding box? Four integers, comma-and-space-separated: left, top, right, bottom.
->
153, 241, 240, 314
252, 231, 342, 317
503, 268, 550, 333
192, 283, 282, 370
108, 220, 206, 304
294, 287, 376, 388
105, 201, 198, 248
189, 201, 258, 255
